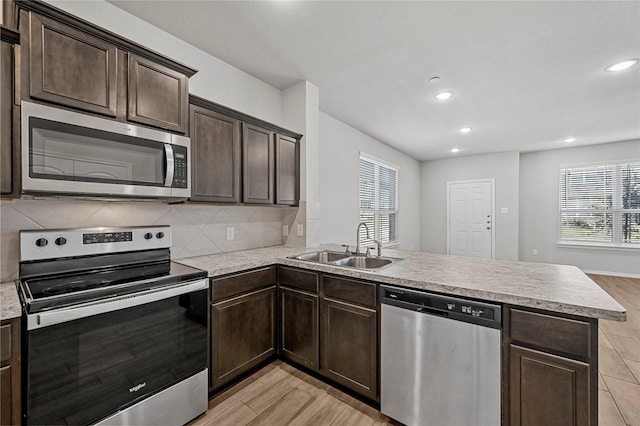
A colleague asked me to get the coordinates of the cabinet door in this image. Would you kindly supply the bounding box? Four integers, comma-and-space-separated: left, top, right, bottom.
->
1, 39, 13, 195
128, 54, 188, 133
280, 287, 319, 370
0, 366, 11, 426
510, 345, 590, 426
275, 134, 299, 205
28, 13, 117, 116
211, 286, 276, 390
243, 123, 274, 204
321, 299, 378, 400
0, 319, 20, 426
190, 105, 241, 202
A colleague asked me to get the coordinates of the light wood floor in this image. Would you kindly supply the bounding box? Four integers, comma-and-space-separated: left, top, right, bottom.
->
593, 274, 640, 426
190, 360, 393, 426
191, 274, 640, 426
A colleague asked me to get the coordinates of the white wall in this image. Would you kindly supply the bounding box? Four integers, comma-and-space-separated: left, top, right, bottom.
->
519, 140, 640, 275
45, 0, 283, 125
420, 152, 520, 260
319, 112, 421, 251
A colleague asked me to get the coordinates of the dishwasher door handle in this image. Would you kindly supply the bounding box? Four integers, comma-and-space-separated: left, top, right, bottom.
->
416, 305, 448, 317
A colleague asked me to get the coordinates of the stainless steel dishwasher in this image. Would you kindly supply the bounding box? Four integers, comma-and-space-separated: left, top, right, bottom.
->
380, 285, 502, 426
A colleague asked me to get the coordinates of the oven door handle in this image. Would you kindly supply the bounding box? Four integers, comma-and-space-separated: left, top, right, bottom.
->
27, 279, 208, 330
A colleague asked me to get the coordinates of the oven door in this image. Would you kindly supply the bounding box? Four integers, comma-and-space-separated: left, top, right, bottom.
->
23, 280, 208, 426
21, 101, 190, 199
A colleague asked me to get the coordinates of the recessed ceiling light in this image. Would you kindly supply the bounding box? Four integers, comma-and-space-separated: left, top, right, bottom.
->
605, 59, 638, 72
564, 137, 576, 143
435, 91, 454, 101
450, 147, 460, 153
429, 76, 440, 83
459, 127, 473, 133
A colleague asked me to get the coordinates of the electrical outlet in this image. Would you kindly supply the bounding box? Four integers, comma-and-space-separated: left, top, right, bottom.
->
532, 248, 538, 256
501, 207, 509, 214
297, 224, 304, 237
283, 225, 289, 236
226, 227, 234, 241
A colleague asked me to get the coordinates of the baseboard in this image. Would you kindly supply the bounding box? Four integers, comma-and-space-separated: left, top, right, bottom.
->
582, 269, 640, 279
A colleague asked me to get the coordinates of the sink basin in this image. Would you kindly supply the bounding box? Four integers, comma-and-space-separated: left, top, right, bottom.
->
290, 250, 399, 270
333, 256, 393, 269
291, 250, 350, 263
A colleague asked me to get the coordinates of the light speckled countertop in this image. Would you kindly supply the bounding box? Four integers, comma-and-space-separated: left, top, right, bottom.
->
1, 245, 627, 321
177, 245, 627, 321
1, 281, 21, 321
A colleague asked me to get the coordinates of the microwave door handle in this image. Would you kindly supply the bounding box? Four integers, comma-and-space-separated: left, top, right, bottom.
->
164, 144, 175, 187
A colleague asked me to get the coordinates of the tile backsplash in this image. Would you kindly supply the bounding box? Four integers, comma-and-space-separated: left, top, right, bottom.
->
0, 198, 297, 282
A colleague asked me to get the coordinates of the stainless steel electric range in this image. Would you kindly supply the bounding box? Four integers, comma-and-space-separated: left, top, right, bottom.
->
17, 225, 208, 426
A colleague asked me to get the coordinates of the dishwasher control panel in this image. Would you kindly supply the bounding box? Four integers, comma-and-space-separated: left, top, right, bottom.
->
381, 286, 502, 329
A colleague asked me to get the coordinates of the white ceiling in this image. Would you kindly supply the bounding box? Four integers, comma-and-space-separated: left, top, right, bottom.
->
108, 0, 640, 161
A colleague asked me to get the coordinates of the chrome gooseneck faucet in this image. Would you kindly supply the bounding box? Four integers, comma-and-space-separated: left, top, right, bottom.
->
355, 222, 370, 255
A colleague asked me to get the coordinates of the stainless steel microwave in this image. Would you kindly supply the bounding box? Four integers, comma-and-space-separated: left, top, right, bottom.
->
21, 101, 191, 199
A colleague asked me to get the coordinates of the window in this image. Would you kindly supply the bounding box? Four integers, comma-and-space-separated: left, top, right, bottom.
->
359, 154, 398, 248
559, 160, 640, 246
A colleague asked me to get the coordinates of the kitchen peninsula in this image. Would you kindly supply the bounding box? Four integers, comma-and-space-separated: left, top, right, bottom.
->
177, 244, 625, 426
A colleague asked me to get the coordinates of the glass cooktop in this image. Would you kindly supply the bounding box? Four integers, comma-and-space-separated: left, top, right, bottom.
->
20, 260, 207, 314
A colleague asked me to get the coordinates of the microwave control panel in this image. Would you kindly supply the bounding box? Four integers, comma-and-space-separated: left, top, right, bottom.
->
172, 146, 188, 188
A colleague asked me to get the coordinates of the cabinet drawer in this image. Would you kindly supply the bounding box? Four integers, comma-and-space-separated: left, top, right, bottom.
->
211, 267, 277, 302
510, 309, 592, 359
279, 267, 318, 293
0, 324, 10, 363
322, 275, 377, 308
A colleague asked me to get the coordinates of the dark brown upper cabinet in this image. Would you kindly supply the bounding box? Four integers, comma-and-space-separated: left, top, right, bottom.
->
275, 134, 299, 205
27, 13, 118, 117
189, 95, 301, 205
128, 54, 188, 133
1, 27, 19, 197
17, 1, 196, 133
243, 123, 274, 204
190, 105, 241, 202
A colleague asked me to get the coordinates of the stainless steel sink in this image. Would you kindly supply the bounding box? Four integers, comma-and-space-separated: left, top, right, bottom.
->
291, 250, 350, 263
290, 250, 399, 270
333, 256, 393, 269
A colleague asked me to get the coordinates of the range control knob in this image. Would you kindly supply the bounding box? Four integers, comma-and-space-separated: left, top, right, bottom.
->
35, 237, 48, 247
156, 232, 165, 239
55, 237, 67, 246
144, 232, 153, 240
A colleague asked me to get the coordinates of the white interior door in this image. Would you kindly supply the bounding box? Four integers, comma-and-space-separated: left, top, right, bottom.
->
447, 179, 494, 258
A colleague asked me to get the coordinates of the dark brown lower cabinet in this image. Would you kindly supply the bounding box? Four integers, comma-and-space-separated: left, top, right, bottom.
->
0, 318, 21, 426
209, 267, 277, 391
321, 298, 377, 401
506, 307, 596, 426
510, 345, 590, 426
279, 287, 319, 370
210, 286, 276, 390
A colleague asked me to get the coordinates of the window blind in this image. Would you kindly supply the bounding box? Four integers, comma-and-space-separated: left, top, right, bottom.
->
559, 161, 640, 245
359, 154, 398, 248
